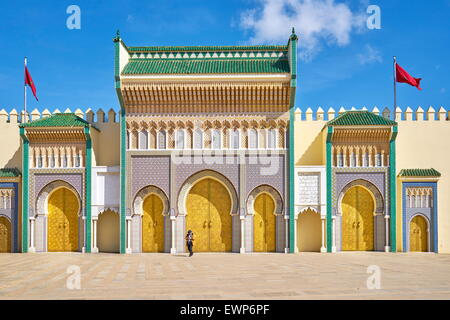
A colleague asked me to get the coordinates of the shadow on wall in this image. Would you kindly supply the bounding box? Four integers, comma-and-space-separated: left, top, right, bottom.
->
296, 131, 324, 166
5, 144, 22, 170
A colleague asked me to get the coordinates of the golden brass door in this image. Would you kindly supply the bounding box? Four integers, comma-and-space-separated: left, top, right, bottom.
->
0, 217, 11, 253
142, 194, 165, 252
342, 186, 374, 251
186, 178, 232, 252
48, 188, 79, 252
253, 193, 276, 252
209, 179, 232, 252
410, 215, 427, 252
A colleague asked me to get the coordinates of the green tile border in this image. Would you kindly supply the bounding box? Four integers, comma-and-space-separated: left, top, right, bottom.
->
84, 127, 92, 253
20, 127, 29, 253
288, 30, 297, 253
326, 126, 333, 252
114, 35, 127, 254
390, 125, 398, 252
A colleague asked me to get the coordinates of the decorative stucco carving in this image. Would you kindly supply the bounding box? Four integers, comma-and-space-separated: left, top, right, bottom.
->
133, 185, 169, 216
35, 180, 81, 217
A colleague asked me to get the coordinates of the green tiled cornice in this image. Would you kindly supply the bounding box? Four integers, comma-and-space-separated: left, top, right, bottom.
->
0, 168, 21, 177
399, 168, 441, 177
327, 111, 397, 126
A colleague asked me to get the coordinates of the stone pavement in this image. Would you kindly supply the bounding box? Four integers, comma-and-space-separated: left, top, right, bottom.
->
0, 252, 450, 300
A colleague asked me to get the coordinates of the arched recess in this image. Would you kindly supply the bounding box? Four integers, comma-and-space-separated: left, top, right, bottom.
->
97, 209, 120, 253
0, 215, 11, 253
337, 179, 384, 216
247, 185, 283, 216
340, 185, 375, 251
297, 208, 322, 252
177, 170, 238, 216
36, 180, 82, 217
47, 186, 80, 252
133, 186, 169, 253
409, 214, 430, 252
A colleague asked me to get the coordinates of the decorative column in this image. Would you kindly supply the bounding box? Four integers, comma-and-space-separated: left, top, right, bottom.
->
294, 214, 299, 253
125, 216, 132, 254
320, 218, 327, 253
92, 217, 98, 253
240, 215, 245, 254
29, 217, 36, 253
284, 215, 289, 253
332, 216, 337, 252
170, 215, 176, 254
384, 215, 390, 252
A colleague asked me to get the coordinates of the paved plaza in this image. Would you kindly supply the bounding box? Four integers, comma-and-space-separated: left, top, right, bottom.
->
0, 252, 450, 300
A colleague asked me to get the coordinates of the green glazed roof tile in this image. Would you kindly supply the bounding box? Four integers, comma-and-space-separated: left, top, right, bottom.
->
398, 169, 441, 177
122, 58, 290, 75
127, 45, 288, 52
0, 168, 21, 177
327, 111, 397, 126
19, 113, 92, 128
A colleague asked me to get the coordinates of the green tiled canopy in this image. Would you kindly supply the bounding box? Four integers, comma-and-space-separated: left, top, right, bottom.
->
122, 58, 289, 75
0, 168, 21, 177
327, 111, 397, 126
19, 113, 92, 128
398, 168, 441, 177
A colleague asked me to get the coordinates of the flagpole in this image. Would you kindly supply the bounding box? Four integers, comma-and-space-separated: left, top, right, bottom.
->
24, 57, 27, 123
393, 56, 397, 112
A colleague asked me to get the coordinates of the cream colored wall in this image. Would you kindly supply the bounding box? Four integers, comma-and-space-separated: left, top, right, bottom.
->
295, 107, 450, 253
294, 109, 326, 166
396, 114, 450, 253
0, 111, 22, 169
0, 109, 120, 169
93, 121, 120, 166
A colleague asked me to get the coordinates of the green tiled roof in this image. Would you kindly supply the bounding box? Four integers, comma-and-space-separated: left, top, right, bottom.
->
327, 111, 397, 126
19, 113, 92, 128
122, 58, 289, 75
127, 45, 288, 52
398, 169, 441, 177
0, 168, 21, 177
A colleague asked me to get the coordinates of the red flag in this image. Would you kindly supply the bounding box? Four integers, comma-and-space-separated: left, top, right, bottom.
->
396, 63, 422, 90
24, 66, 38, 101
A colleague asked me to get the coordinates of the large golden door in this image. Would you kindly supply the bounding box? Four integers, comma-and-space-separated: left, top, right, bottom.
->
98, 210, 120, 253
142, 194, 165, 252
410, 215, 428, 252
48, 188, 79, 252
186, 178, 232, 252
0, 217, 11, 253
253, 193, 276, 252
342, 186, 374, 251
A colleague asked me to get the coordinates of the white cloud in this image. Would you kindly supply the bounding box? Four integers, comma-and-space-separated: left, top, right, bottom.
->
239, 0, 366, 61
357, 44, 382, 65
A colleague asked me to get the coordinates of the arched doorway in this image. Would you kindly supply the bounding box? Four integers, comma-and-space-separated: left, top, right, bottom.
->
47, 187, 79, 252
142, 194, 165, 252
253, 193, 276, 252
0, 216, 11, 253
98, 210, 120, 253
297, 209, 322, 252
410, 215, 428, 252
186, 178, 232, 252
341, 186, 374, 251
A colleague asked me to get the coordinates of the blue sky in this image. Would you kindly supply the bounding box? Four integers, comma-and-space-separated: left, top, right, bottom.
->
0, 0, 449, 113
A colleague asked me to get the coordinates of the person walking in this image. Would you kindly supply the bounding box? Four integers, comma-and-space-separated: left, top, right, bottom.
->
185, 230, 194, 257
